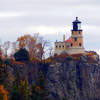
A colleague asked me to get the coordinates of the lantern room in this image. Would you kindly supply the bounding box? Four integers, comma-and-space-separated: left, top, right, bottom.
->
72, 17, 82, 31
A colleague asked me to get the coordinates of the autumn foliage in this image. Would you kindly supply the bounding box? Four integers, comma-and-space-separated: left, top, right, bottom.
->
0, 85, 8, 100
16, 34, 45, 60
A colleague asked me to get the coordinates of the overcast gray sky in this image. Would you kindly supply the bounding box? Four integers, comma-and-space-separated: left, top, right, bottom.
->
0, 0, 100, 54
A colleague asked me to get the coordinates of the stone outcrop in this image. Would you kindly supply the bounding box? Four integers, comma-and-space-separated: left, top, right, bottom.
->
8, 53, 100, 100
46, 54, 100, 100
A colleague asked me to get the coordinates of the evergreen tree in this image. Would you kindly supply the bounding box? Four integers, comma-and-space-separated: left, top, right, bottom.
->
37, 71, 49, 100
14, 71, 21, 87
10, 79, 30, 100
10, 84, 20, 100
20, 79, 30, 100
10, 70, 30, 100
14, 48, 29, 61
10, 71, 21, 100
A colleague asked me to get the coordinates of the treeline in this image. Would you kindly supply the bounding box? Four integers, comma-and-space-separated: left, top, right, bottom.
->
10, 71, 49, 100
0, 33, 53, 60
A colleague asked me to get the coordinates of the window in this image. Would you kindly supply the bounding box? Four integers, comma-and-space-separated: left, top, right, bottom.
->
79, 31, 81, 34
71, 43, 73, 47
74, 37, 77, 41
56, 45, 58, 48
62, 45, 64, 48
59, 45, 61, 48
79, 43, 81, 47
78, 23, 81, 30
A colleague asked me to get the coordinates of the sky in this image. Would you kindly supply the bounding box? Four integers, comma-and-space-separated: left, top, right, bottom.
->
0, 0, 100, 55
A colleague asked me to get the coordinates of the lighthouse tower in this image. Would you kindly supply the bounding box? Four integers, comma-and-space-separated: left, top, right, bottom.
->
70, 17, 84, 54
54, 17, 85, 55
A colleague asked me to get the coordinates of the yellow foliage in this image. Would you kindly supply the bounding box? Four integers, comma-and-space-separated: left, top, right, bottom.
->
86, 52, 96, 57
45, 58, 52, 63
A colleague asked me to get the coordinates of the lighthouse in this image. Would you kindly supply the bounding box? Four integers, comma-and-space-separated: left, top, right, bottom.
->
70, 17, 84, 54
54, 17, 85, 55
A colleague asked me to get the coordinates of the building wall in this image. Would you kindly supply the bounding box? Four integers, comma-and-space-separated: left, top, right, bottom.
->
68, 47, 85, 54
55, 42, 70, 55
71, 30, 83, 48
71, 31, 82, 36
55, 42, 66, 50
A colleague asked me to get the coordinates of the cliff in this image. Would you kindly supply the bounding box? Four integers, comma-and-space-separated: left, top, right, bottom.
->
46, 53, 100, 100
7, 52, 100, 100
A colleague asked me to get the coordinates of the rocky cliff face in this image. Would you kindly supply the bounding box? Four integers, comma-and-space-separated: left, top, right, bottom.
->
8, 52, 100, 100
46, 54, 100, 100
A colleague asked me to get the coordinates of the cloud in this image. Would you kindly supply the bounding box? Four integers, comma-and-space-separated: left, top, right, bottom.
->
0, 12, 22, 18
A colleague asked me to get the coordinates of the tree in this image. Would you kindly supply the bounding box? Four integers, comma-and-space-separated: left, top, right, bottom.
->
10, 71, 30, 100
0, 58, 8, 85
31, 83, 41, 100
10, 70, 21, 100
20, 80, 30, 100
10, 84, 20, 100
16, 34, 49, 60
11, 42, 18, 56
37, 71, 49, 100
0, 85, 8, 100
14, 48, 29, 61
3, 41, 10, 57
10, 80, 30, 100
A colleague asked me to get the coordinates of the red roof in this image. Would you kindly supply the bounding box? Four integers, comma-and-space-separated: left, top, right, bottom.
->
65, 37, 72, 43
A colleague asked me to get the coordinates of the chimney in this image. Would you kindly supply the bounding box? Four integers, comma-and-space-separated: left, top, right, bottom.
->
63, 34, 65, 42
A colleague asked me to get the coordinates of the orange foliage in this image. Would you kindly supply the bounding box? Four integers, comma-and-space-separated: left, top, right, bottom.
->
12, 60, 26, 66
0, 85, 8, 100
17, 34, 43, 60
86, 52, 96, 56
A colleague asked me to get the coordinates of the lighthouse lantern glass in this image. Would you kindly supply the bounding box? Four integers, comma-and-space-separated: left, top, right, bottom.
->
78, 23, 81, 30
